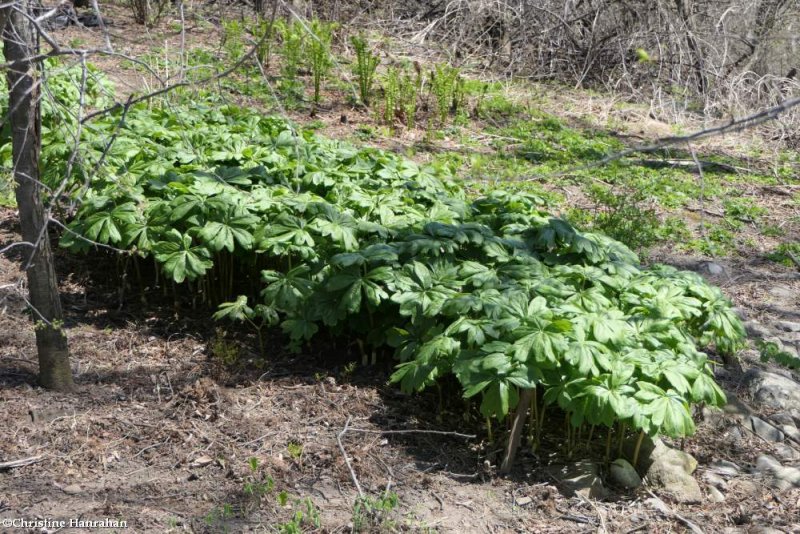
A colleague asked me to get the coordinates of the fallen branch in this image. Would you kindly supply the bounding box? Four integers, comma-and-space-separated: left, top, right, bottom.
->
0, 454, 44, 470
342, 428, 476, 439
630, 158, 748, 174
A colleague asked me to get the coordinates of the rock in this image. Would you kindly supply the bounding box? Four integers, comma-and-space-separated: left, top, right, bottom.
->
709, 459, 741, 477
190, 455, 214, 468
548, 461, 608, 500
744, 369, 800, 412
707, 486, 725, 502
748, 415, 785, 442
515, 496, 532, 506
62, 483, 82, 495
731, 307, 748, 321
777, 321, 800, 333
772, 442, 800, 462
699, 261, 725, 276
702, 471, 728, 489
643, 440, 702, 503
744, 320, 772, 339
728, 478, 760, 497
610, 458, 641, 489
769, 412, 797, 427
755, 455, 800, 492
780, 424, 800, 442
769, 285, 796, 304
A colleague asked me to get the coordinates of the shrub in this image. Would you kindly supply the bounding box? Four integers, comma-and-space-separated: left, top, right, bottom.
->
127, 0, 170, 27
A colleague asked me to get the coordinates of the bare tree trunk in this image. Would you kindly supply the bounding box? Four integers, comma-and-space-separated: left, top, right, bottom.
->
673, 0, 707, 95
4, 3, 74, 391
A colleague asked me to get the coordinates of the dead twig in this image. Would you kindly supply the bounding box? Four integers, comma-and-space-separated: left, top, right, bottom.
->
343, 428, 476, 439
0, 454, 44, 470
337, 416, 364, 499
645, 490, 705, 534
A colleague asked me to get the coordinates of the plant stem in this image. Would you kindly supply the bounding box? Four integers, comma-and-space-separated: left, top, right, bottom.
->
500, 388, 533, 473
632, 430, 646, 468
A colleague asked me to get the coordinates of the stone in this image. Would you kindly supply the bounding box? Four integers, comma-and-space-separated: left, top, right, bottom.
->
777, 321, 800, 333
769, 285, 796, 304
707, 486, 725, 502
744, 368, 800, 412
699, 261, 725, 276
515, 496, 532, 506
728, 478, 759, 497
772, 442, 800, 462
744, 320, 772, 339
755, 455, 800, 492
610, 458, 641, 489
643, 440, 702, 503
62, 484, 82, 495
548, 461, 608, 500
780, 424, 800, 442
702, 471, 728, 489
748, 415, 785, 442
709, 459, 741, 477
769, 412, 796, 427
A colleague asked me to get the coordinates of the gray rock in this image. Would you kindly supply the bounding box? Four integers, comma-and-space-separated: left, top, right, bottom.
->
707, 486, 725, 502
62, 483, 82, 495
772, 442, 800, 462
769, 412, 797, 427
744, 320, 772, 339
644, 440, 702, 503
709, 459, 741, 477
755, 455, 800, 491
769, 285, 796, 304
702, 471, 728, 489
548, 461, 608, 500
728, 478, 760, 497
610, 458, 642, 489
777, 320, 800, 333
699, 261, 725, 276
745, 368, 800, 412
780, 424, 800, 443
748, 415, 785, 442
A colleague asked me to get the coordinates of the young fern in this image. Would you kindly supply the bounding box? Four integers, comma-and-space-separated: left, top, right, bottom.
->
307, 19, 335, 105
430, 63, 462, 125
351, 34, 380, 106
250, 17, 275, 69
277, 20, 305, 95
222, 20, 245, 61
382, 66, 399, 126
398, 65, 420, 129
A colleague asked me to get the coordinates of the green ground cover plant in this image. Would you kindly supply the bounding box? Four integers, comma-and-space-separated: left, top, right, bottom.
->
2, 60, 745, 455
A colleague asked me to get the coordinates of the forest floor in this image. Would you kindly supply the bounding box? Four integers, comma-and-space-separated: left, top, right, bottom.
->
1, 4, 800, 533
